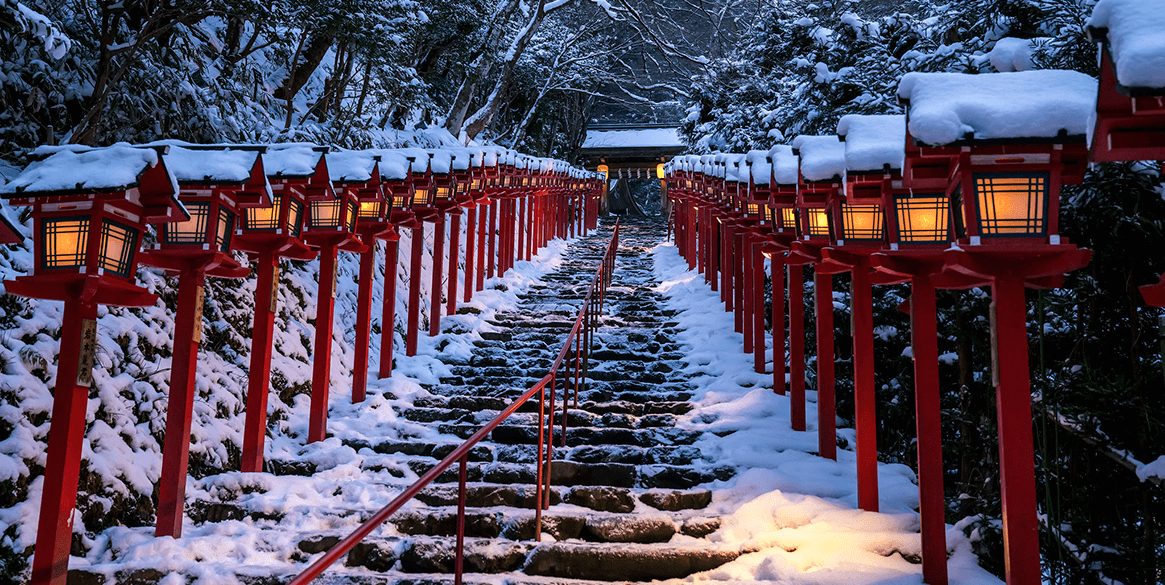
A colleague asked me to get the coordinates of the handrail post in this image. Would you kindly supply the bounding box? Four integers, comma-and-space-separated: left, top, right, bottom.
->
545, 373, 556, 511
455, 454, 468, 585
534, 381, 545, 541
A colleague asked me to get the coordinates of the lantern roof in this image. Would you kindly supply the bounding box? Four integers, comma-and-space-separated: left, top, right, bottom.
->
745, 150, 772, 186
790, 135, 845, 182
481, 146, 504, 168
897, 70, 1098, 146
723, 153, 748, 183
768, 145, 800, 186
1, 143, 179, 197
368, 150, 411, 181
326, 149, 380, 183
264, 144, 329, 178
837, 114, 906, 174
423, 149, 454, 174
1087, 0, 1165, 92
395, 148, 433, 174
447, 148, 473, 172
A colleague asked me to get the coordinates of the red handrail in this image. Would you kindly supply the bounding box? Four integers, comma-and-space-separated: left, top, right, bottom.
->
288, 219, 621, 585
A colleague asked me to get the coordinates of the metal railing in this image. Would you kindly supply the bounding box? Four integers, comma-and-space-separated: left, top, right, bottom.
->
288, 219, 621, 585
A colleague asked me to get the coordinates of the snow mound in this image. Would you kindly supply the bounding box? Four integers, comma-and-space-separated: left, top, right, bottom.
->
791, 136, 845, 182
264, 145, 326, 178
987, 37, 1044, 73
326, 150, 379, 183
1, 145, 161, 194
745, 150, 772, 186
837, 114, 906, 174
897, 70, 1098, 146
164, 146, 261, 184
582, 128, 684, 149
768, 145, 799, 186
1089, 0, 1165, 90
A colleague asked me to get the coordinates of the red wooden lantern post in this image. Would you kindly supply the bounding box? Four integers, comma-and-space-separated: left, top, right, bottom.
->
461, 150, 484, 304
839, 113, 962, 585
284, 147, 365, 444
233, 147, 317, 473
378, 152, 420, 378
400, 152, 436, 357
2, 145, 186, 585
764, 146, 802, 401
744, 152, 775, 374
446, 150, 476, 311
426, 150, 458, 337
1086, 4, 1165, 305
136, 145, 268, 538
898, 70, 1095, 585
325, 150, 393, 401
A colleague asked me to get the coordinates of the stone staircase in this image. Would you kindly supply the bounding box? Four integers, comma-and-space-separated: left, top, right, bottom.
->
73, 217, 742, 585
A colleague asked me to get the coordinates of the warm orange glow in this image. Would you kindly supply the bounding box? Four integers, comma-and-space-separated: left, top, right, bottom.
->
781, 208, 797, 229
310, 199, 342, 228
894, 195, 948, 244
435, 186, 453, 200
807, 208, 830, 237
166, 202, 209, 244
98, 220, 136, 277
974, 174, 1047, 236
42, 217, 88, 269
412, 188, 430, 207
246, 197, 283, 230
840, 204, 883, 241
656, 164, 666, 179
359, 200, 381, 218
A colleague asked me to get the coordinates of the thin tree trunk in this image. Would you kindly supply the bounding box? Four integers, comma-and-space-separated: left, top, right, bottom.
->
284, 27, 312, 130
463, 0, 550, 139
355, 57, 374, 117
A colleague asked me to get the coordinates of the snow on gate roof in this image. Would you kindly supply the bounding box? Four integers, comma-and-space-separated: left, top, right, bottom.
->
1088, 0, 1165, 91
897, 70, 1098, 146
581, 127, 684, 149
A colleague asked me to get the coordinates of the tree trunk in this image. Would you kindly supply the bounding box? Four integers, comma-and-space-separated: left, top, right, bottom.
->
444, 0, 522, 137
355, 57, 374, 117
277, 28, 334, 127
463, 0, 550, 139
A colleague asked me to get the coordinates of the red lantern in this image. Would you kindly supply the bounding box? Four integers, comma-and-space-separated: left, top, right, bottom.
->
1, 144, 185, 585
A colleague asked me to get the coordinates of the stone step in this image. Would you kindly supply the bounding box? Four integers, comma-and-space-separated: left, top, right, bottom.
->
401, 459, 732, 489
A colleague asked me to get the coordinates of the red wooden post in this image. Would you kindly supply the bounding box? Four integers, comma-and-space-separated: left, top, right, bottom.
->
741, 233, 753, 354
476, 202, 487, 291
31, 299, 97, 585
353, 235, 377, 402
788, 265, 805, 428
851, 266, 879, 512
686, 202, 697, 271
992, 275, 1042, 585
487, 202, 497, 279
242, 252, 279, 472
814, 269, 835, 458
406, 224, 424, 356
771, 253, 786, 395
379, 234, 400, 378
734, 229, 745, 333
910, 274, 948, 585
430, 215, 445, 337
447, 211, 461, 316
155, 270, 205, 536
464, 206, 476, 303
752, 239, 765, 373
308, 245, 339, 443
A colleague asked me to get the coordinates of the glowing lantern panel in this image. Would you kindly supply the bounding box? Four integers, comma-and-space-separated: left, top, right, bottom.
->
973, 173, 1048, 237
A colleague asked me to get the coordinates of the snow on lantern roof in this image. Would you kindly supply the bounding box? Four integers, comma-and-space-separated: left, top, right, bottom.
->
581, 127, 684, 149
1, 144, 170, 196
325, 150, 379, 183
373, 151, 412, 181
395, 148, 433, 173
768, 145, 799, 186
745, 150, 772, 186
1088, 0, 1165, 91
836, 114, 906, 174
463, 147, 485, 168
480, 146, 504, 168
792, 135, 846, 182
897, 70, 1098, 146
425, 150, 453, 174
163, 146, 262, 185
263, 144, 327, 178
724, 154, 748, 182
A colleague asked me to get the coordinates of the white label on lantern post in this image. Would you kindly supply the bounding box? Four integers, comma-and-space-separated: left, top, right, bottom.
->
270, 265, 281, 313
76, 319, 97, 387
192, 286, 205, 344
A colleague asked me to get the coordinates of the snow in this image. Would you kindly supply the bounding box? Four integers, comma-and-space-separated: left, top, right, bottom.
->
162, 146, 262, 185
723, 153, 747, 183
897, 70, 1098, 146
7, 0, 71, 59
987, 37, 1044, 73
371, 151, 412, 181
582, 128, 685, 149
837, 114, 906, 173
650, 242, 1004, 585
426, 149, 453, 175
1088, 0, 1165, 90
325, 150, 378, 183
745, 150, 772, 186
263, 145, 326, 178
791, 136, 845, 182
769, 146, 800, 186
1137, 455, 1165, 483
393, 148, 435, 174
0, 145, 162, 194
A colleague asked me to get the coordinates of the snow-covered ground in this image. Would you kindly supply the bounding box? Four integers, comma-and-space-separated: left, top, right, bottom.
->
650, 241, 1001, 585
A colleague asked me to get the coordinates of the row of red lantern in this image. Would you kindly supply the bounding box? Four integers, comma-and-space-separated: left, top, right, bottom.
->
664, 65, 1109, 585
0, 141, 603, 585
